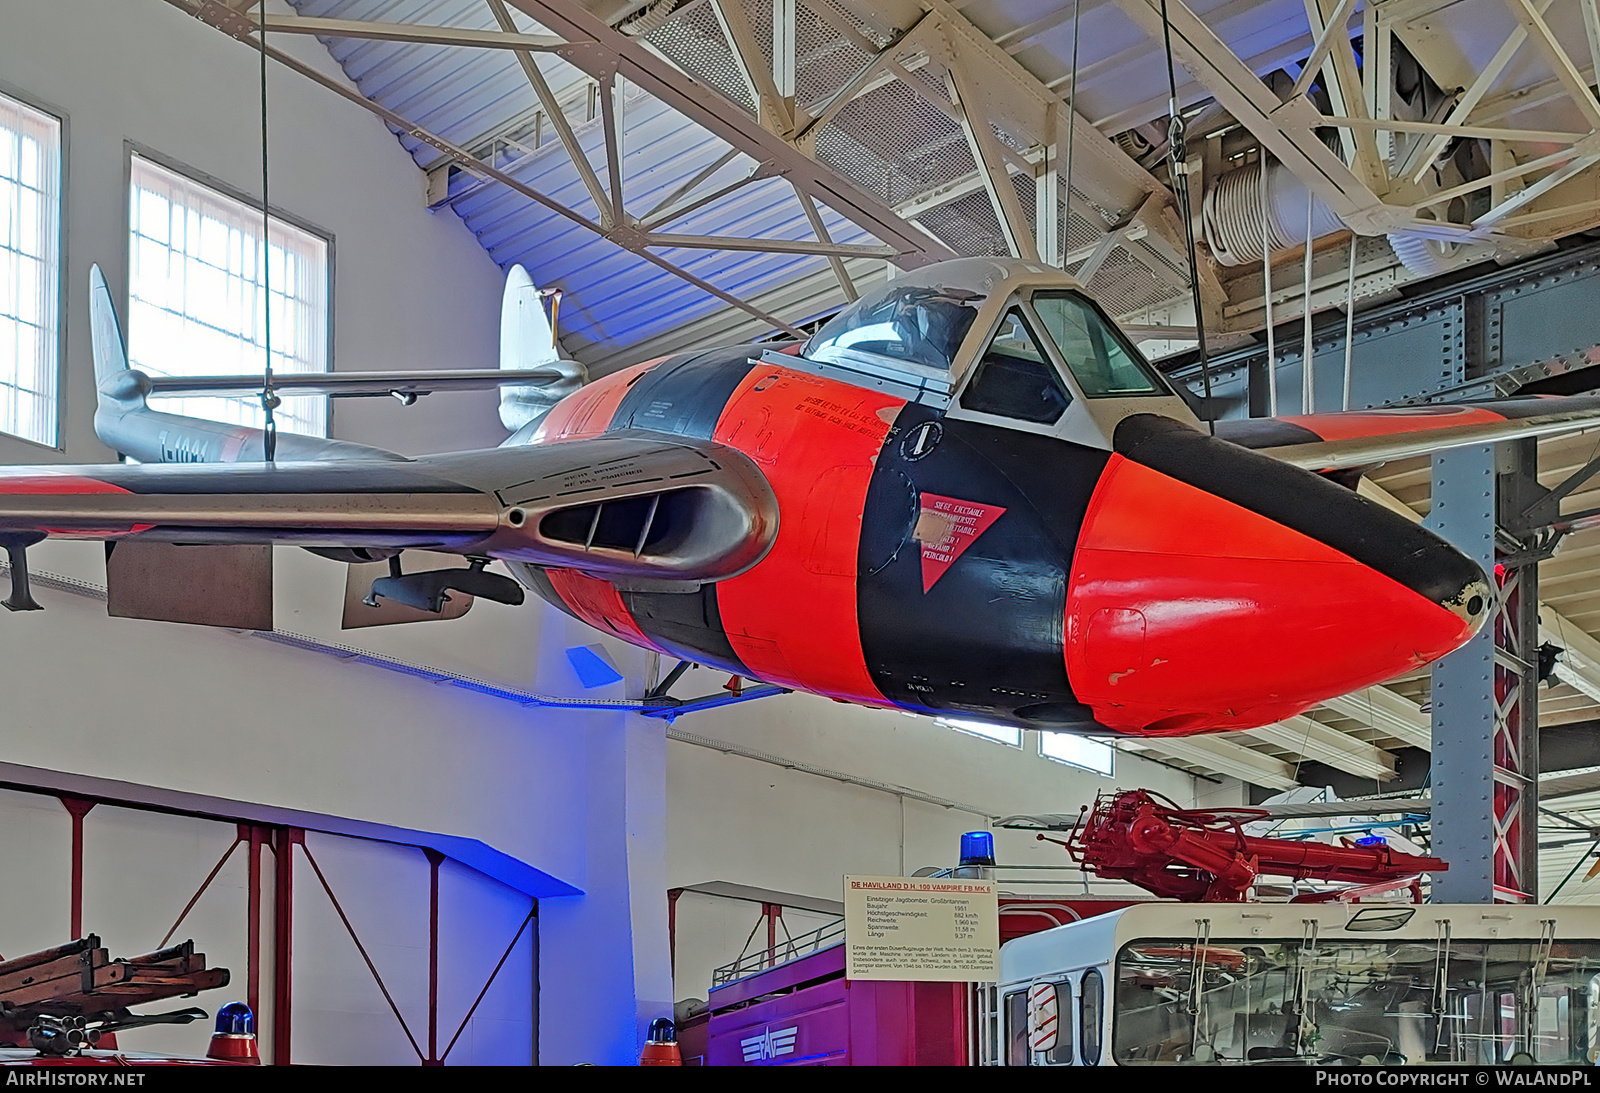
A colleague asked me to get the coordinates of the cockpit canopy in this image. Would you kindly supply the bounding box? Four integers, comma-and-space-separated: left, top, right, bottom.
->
801, 257, 1174, 403
806, 282, 983, 375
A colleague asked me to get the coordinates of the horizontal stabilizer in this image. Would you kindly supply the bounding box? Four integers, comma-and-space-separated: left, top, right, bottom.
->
141, 365, 582, 400
88, 264, 409, 465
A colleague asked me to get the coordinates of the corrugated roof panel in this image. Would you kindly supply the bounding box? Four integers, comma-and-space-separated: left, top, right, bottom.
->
285, 0, 848, 365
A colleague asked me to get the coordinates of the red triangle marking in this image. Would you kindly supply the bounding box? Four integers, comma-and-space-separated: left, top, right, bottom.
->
918, 492, 1005, 592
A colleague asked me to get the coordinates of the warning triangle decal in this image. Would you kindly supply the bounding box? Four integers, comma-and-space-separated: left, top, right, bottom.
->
917, 492, 1006, 592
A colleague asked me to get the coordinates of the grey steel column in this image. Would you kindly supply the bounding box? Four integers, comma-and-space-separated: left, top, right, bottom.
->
1425, 444, 1497, 903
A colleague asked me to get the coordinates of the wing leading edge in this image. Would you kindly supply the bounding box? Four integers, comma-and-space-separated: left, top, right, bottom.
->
1217, 395, 1600, 469
0, 434, 780, 584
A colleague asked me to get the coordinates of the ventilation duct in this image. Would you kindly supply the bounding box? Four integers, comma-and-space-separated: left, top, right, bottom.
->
1202, 157, 1343, 266
1205, 157, 1457, 277
615, 0, 683, 37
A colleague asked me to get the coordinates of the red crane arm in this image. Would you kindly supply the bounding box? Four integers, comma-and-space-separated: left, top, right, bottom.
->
1064, 790, 1445, 902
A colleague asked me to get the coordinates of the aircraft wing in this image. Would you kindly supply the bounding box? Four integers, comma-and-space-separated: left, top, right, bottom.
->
1215, 395, 1600, 470
0, 433, 779, 583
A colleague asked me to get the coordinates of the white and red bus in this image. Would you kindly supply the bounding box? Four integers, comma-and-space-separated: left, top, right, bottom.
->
981, 901, 1600, 1066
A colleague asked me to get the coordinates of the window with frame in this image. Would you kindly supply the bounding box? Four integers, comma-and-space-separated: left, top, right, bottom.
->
1004, 989, 1031, 1066
935, 716, 1022, 748
128, 153, 328, 437
1080, 967, 1104, 1065
958, 308, 1072, 424
0, 90, 61, 447
1040, 733, 1115, 776
1031, 291, 1167, 399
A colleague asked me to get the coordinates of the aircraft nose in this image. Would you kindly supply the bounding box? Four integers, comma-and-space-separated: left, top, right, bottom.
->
1065, 415, 1488, 736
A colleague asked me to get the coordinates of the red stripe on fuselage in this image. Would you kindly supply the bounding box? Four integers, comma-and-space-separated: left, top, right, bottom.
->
544, 568, 664, 652
1279, 405, 1506, 442
711, 365, 904, 703
0, 473, 153, 537
533, 360, 663, 442
532, 361, 672, 638
0, 475, 131, 494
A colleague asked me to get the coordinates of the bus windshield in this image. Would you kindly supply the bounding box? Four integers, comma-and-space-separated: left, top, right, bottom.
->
1115, 935, 1600, 1065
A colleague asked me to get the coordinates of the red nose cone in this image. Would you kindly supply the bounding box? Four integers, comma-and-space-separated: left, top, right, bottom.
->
1067, 455, 1481, 735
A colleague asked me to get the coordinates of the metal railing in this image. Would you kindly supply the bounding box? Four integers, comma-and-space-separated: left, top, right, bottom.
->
710, 917, 845, 988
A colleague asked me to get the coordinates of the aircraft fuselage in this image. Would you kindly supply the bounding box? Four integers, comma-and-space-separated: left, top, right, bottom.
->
519, 344, 1485, 737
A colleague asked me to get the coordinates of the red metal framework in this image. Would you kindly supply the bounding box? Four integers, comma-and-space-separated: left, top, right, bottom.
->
7, 779, 543, 1065
1058, 789, 1446, 902
1491, 557, 1537, 902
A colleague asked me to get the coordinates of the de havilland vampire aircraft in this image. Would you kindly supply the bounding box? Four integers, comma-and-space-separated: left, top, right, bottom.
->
5, 257, 1600, 739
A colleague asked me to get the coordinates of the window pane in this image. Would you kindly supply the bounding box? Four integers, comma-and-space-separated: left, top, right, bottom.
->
128, 154, 328, 437
1080, 968, 1103, 1065
0, 91, 60, 446
959, 308, 1071, 424
1040, 733, 1114, 776
1005, 990, 1031, 1066
806, 283, 981, 373
1032, 291, 1167, 398
935, 716, 1021, 748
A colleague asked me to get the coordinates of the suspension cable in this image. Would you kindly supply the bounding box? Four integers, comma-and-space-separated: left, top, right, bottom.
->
1063, 0, 1083, 261
1262, 150, 1277, 416
1302, 197, 1314, 414
1158, 0, 1213, 433
258, 1, 279, 462
1342, 235, 1358, 411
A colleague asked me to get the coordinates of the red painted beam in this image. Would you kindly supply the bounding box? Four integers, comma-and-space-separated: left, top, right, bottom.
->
272, 827, 302, 1065
60, 797, 95, 939
246, 824, 264, 1020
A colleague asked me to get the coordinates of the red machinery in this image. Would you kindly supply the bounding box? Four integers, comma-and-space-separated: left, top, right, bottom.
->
1057, 789, 1445, 902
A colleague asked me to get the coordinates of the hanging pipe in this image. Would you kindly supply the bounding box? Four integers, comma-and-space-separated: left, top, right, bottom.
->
1261, 152, 1278, 416
1206, 156, 1456, 276
1204, 157, 1343, 266
1342, 238, 1357, 411
1302, 198, 1315, 414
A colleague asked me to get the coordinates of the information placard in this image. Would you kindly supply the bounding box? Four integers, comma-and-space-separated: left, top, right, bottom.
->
842, 874, 999, 981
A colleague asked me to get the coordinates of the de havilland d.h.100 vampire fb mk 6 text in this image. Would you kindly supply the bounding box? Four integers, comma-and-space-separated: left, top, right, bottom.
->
6, 257, 1600, 739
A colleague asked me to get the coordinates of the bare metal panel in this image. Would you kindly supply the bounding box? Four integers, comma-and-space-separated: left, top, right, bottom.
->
105, 542, 273, 631
341, 550, 475, 629
1489, 253, 1600, 375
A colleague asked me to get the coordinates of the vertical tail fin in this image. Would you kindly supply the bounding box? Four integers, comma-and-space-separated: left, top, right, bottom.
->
89, 264, 131, 386
90, 264, 153, 440
499, 264, 584, 435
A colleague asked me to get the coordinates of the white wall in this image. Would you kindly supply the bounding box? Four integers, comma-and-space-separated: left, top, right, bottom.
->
0, 539, 673, 1064
0, 0, 1211, 1065
0, 0, 506, 465
0, 0, 666, 1065
663, 686, 1203, 1000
